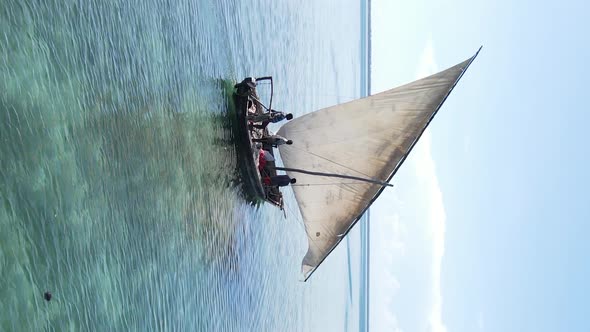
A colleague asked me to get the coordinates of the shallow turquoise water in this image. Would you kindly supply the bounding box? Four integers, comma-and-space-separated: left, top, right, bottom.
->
1, 0, 363, 330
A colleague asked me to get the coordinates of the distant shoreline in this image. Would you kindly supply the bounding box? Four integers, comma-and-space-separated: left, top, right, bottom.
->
360, 0, 371, 98
359, 1, 371, 331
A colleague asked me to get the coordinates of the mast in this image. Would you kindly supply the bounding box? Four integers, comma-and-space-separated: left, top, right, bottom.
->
273, 167, 393, 187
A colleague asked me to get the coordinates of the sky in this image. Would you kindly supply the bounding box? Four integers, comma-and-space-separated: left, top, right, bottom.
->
369, 0, 590, 331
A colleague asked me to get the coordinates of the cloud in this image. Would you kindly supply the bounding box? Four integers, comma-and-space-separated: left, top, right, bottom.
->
414, 131, 447, 332
370, 194, 405, 332
413, 39, 448, 332
370, 38, 448, 332
415, 40, 437, 79
478, 311, 485, 331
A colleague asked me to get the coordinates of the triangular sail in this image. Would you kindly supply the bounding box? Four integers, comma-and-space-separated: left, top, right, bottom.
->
277, 50, 480, 281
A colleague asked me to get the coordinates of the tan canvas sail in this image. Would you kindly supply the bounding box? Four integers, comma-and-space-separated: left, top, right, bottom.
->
277, 50, 480, 280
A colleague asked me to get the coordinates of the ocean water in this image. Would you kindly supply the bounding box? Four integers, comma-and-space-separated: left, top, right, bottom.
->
1, 0, 365, 330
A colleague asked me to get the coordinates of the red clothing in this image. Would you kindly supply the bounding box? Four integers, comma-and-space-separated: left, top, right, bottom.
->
258, 151, 267, 171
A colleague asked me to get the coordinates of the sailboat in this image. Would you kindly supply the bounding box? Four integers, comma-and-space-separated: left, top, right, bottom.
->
234, 48, 480, 280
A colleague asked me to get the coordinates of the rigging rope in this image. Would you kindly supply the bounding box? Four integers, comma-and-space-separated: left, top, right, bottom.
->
274, 167, 393, 187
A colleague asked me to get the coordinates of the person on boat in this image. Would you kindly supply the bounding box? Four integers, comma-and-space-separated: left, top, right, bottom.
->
252, 133, 293, 147
248, 109, 293, 122
258, 154, 266, 172
250, 110, 293, 129
258, 149, 275, 172
263, 175, 296, 187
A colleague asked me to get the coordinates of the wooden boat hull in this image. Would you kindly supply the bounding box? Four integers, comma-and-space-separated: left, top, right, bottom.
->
233, 80, 265, 203
232, 77, 284, 209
